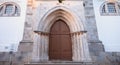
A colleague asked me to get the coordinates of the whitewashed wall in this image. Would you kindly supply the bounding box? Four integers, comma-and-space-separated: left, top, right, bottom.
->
93, 0, 120, 52
0, 0, 27, 51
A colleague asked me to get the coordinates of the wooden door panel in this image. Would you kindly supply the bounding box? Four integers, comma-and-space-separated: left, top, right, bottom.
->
50, 35, 60, 51
49, 35, 61, 59
51, 21, 60, 34
60, 21, 69, 34
49, 20, 72, 61
61, 35, 72, 60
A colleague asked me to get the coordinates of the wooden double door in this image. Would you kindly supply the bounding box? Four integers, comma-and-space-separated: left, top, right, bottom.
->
49, 20, 72, 61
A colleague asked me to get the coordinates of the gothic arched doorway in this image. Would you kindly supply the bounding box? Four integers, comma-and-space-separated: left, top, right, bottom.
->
49, 19, 72, 61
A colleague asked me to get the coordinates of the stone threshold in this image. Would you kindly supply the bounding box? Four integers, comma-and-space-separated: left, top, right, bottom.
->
25, 61, 94, 65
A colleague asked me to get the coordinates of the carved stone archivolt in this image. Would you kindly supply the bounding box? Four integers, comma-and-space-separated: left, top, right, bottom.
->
31, 6, 91, 62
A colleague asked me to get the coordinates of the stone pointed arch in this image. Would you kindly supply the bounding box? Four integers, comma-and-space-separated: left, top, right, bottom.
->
38, 6, 85, 33
32, 6, 91, 62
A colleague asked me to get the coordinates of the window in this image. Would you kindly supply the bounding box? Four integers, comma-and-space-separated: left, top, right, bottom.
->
107, 3, 116, 13
0, 2, 20, 16
100, 2, 120, 16
5, 4, 13, 14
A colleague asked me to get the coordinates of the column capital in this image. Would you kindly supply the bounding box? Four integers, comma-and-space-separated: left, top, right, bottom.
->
71, 31, 87, 36
34, 31, 49, 36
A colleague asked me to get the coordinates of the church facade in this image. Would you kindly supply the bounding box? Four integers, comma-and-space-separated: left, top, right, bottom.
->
18, 0, 104, 64
0, 0, 120, 65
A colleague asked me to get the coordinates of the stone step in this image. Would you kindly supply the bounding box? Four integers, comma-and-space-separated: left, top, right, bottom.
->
25, 62, 93, 65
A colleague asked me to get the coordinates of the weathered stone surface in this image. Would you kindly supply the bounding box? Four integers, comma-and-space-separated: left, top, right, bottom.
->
89, 42, 105, 56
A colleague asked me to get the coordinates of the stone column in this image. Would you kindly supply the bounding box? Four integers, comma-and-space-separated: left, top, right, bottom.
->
76, 33, 82, 61
32, 34, 40, 62
32, 31, 49, 62
39, 35, 44, 61
72, 31, 91, 62
72, 33, 83, 61
82, 33, 91, 62
44, 35, 49, 60
78, 33, 83, 61
80, 33, 91, 62
72, 34, 77, 61
39, 34, 49, 61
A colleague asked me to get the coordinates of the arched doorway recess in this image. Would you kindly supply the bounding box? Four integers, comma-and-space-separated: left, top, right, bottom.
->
32, 7, 91, 62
